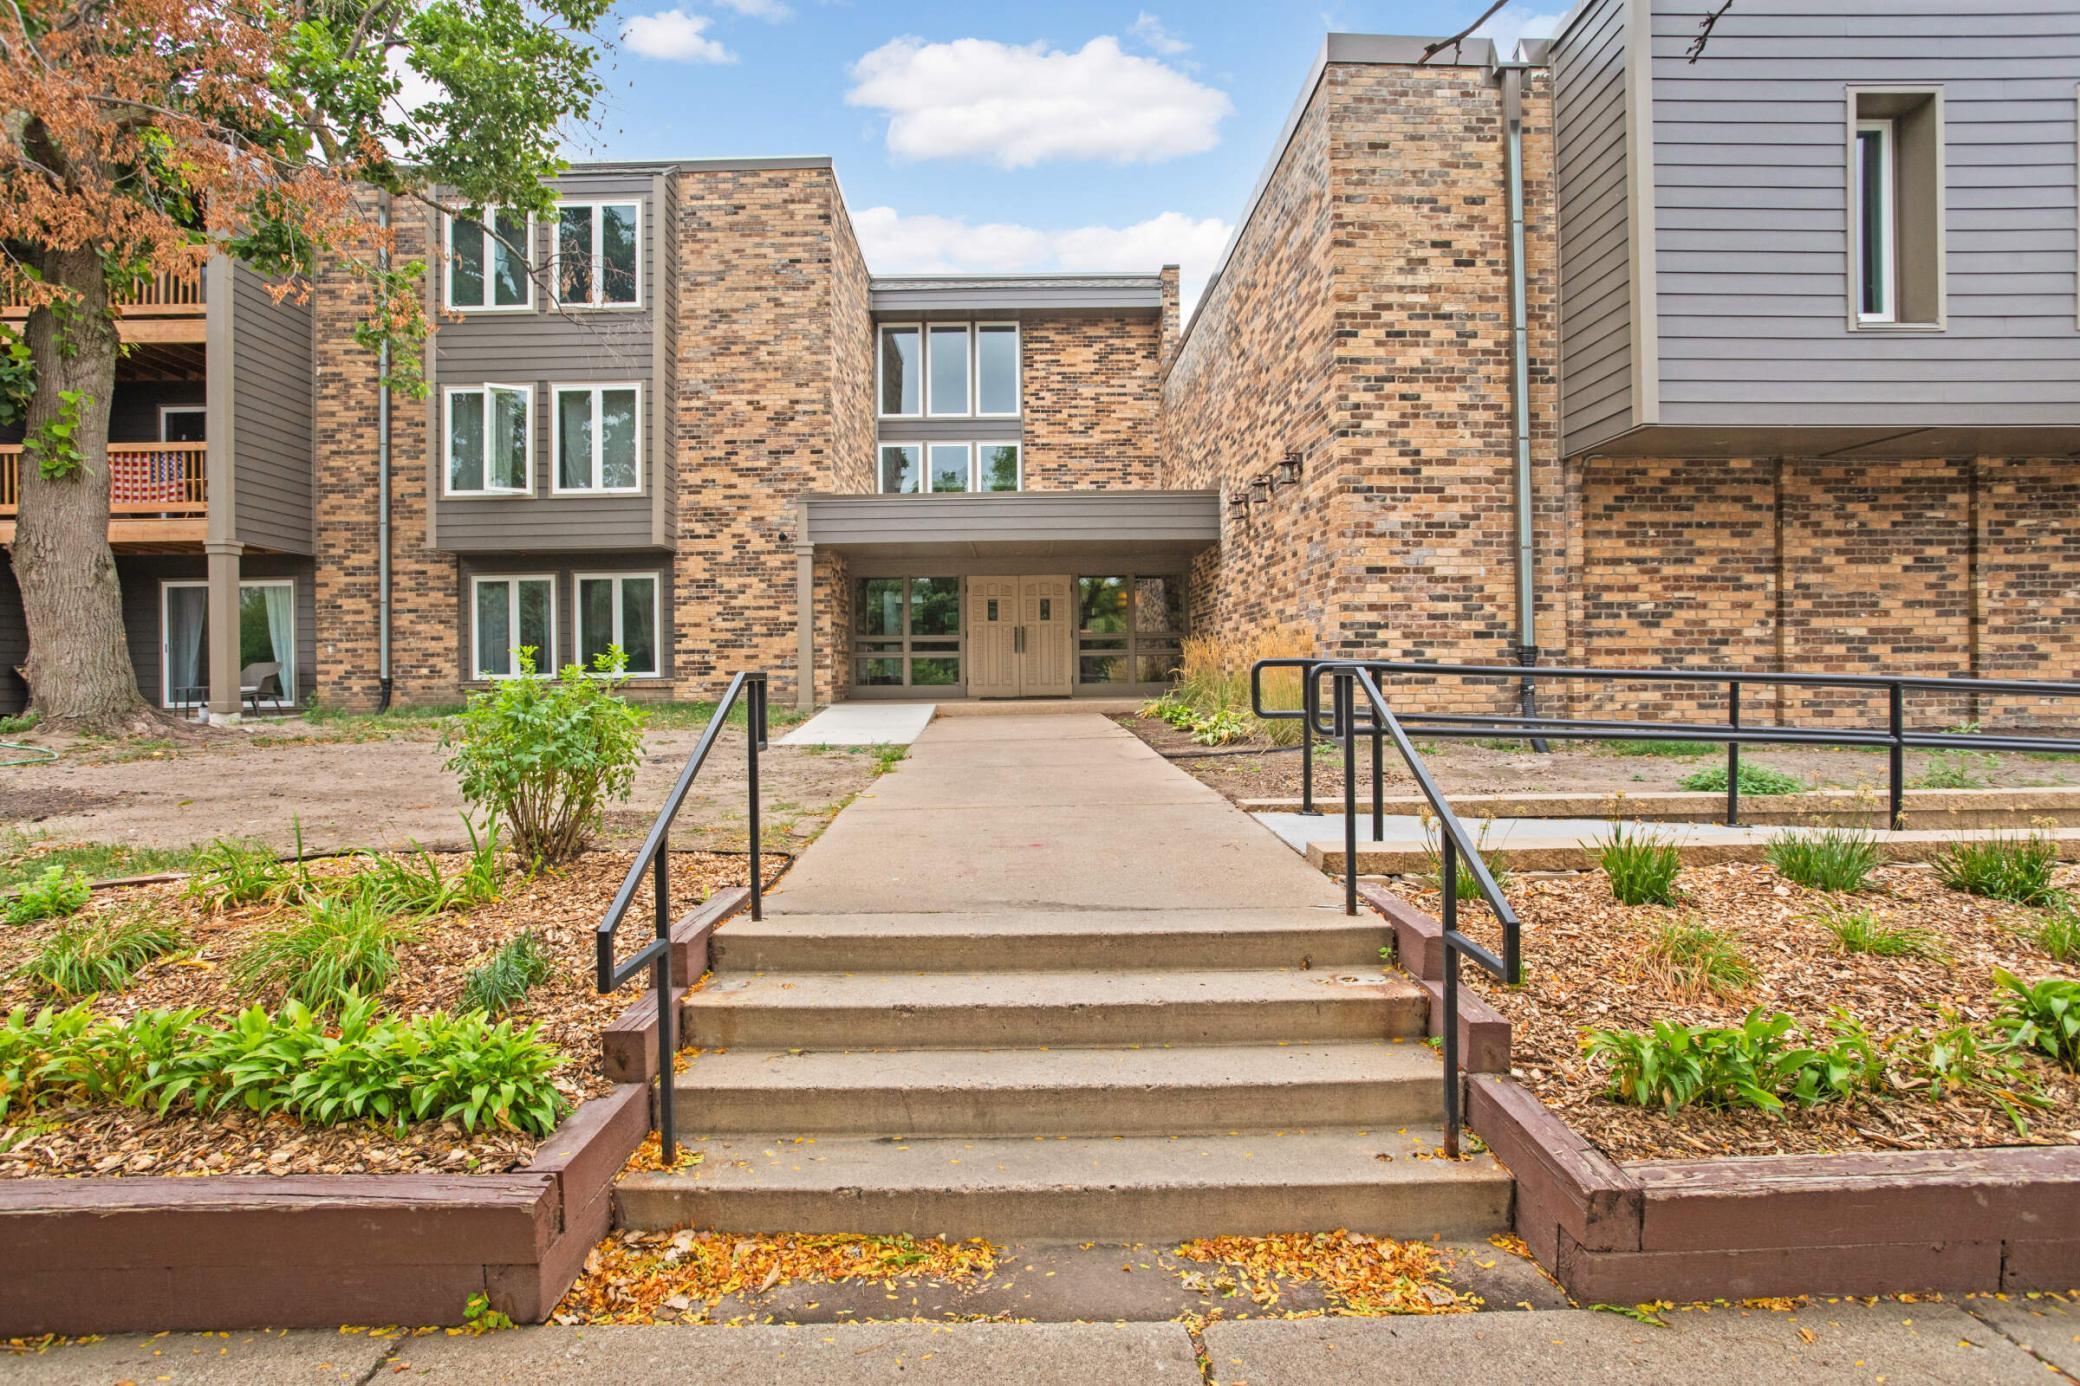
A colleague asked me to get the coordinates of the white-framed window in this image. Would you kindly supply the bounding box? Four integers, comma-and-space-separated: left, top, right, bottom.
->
926, 324, 971, 416
445, 384, 533, 495
975, 441, 1022, 492
878, 443, 920, 493
446, 209, 533, 311
575, 572, 661, 677
471, 575, 555, 679
927, 442, 970, 493
975, 322, 1020, 416
551, 384, 642, 494
875, 441, 1021, 494
878, 325, 921, 417
553, 201, 641, 308
1854, 117, 1897, 324
158, 405, 206, 443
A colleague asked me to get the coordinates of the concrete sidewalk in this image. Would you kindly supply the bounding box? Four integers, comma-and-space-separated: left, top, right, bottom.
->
8, 1299, 2070, 1384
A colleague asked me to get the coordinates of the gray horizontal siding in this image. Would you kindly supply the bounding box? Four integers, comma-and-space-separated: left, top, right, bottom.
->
433, 171, 664, 551
1554, 0, 1637, 455
876, 418, 1024, 443
804, 492, 1220, 547
1645, 0, 2080, 426
870, 277, 1163, 313
0, 554, 24, 713
229, 267, 314, 554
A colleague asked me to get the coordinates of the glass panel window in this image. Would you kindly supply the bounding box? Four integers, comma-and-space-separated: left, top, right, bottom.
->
575, 573, 660, 676
1134, 577, 1184, 635
1080, 654, 1131, 685
448, 211, 533, 310
928, 443, 970, 493
978, 443, 1021, 492
927, 325, 970, 415
879, 327, 920, 415
447, 386, 531, 495
857, 657, 902, 686
859, 578, 903, 638
1854, 120, 1894, 323
854, 577, 962, 690
555, 201, 640, 307
491, 210, 530, 307
1078, 577, 1128, 634
910, 578, 960, 637
1136, 648, 1182, 684
976, 324, 1019, 415
473, 576, 554, 678
878, 444, 921, 494
553, 385, 641, 492
912, 656, 960, 686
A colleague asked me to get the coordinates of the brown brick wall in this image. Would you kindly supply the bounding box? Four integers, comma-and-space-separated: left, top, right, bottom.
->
1020, 314, 1164, 490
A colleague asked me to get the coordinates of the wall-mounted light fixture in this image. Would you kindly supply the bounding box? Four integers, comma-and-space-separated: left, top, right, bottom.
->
1277, 451, 1304, 486
1249, 475, 1273, 501
1228, 491, 1252, 518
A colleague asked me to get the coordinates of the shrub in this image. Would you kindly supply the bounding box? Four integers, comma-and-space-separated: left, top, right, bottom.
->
1161, 626, 1314, 748
2035, 903, 2080, 965
1677, 763, 1805, 796
1583, 1009, 1880, 1113
1933, 832, 2061, 906
356, 819, 506, 917
443, 650, 645, 864
1767, 826, 1883, 893
1595, 823, 1682, 906
6, 865, 92, 926
1647, 920, 1755, 998
1603, 739, 1716, 759
1992, 969, 2080, 1070
18, 914, 181, 998
461, 931, 553, 1017
0, 996, 567, 1135
184, 837, 290, 911
1815, 904, 1944, 960
230, 891, 412, 1011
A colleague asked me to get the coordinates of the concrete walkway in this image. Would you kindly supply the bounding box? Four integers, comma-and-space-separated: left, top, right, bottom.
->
777, 701, 935, 747
8, 1298, 2070, 1383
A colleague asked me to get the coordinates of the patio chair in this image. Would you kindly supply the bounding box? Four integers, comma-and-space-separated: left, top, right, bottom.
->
239, 661, 288, 714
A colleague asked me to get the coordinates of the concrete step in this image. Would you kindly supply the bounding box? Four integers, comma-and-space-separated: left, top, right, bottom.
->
680, 968, 1427, 1050
712, 907, 1390, 973
672, 1040, 1444, 1137
616, 1128, 1511, 1242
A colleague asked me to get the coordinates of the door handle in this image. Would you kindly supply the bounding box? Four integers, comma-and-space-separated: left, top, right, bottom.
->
1015, 625, 1025, 655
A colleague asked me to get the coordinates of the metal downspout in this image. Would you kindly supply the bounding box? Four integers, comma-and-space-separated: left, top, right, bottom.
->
1501, 63, 1545, 747
375, 194, 394, 712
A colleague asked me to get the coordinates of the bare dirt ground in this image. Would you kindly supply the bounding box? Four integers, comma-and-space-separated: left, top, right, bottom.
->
0, 720, 888, 855
1115, 714, 2080, 805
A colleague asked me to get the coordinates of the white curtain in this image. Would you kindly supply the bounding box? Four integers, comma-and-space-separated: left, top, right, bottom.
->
166, 587, 207, 709
261, 584, 294, 701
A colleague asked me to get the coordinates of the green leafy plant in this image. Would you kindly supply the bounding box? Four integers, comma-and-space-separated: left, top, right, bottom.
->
1603, 739, 1716, 759
1915, 748, 2000, 790
1933, 833, 2061, 906
443, 649, 645, 864
17, 914, 181, 998
25, 388, 91, 481
184, 837, 290, 911
230, 891, 412, 1010
461, 931, 553, 1017
6, 865, 92, 926
356, 818, 506, 917
1992, 969, 2080, 1070
1892, 1010, 2050, 1136
1815, 904, 1944, 960
1677, 763, 1804, 796
1583, 1009, 1880, 1113
0, 710, 38, 736
1422, 818, 1512, 904
1595, 823, 1682, 906
2034, 902, 2080, 965
1766, 826, 1884, 893
1188, 707, 1254, 747
1647, 920, 1755, 998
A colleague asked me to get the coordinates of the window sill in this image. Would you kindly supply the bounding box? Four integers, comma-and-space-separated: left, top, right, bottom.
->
446, 304, 537, 315
1849, 319, 1945, 333
549, 301, 645, 313
548, 488, 647, 499
444, 490, 537, 501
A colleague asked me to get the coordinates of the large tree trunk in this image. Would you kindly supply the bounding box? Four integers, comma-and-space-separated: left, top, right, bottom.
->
13, 247, 155, 732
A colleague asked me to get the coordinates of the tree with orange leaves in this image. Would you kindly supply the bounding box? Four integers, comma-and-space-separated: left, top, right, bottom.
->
0, 0, 610, 729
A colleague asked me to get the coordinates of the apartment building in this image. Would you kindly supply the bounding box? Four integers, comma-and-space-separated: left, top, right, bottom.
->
3, 4, 2076, 720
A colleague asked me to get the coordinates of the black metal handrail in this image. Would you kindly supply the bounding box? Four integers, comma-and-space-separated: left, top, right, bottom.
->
1254, 658, 2080, 831
596, 670, 769, 1165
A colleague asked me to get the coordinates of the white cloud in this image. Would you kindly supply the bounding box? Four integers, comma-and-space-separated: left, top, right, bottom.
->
712, 0, 791, 19
1473, 4, 1568, 60
846, 35, 1231, 168
853, 206, 1234, 315
623, 9, 736, 62
1128, 11, 1190, 56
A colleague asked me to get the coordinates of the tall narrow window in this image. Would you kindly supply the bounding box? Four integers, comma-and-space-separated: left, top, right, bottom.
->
878, 443, 921, 494
928, 443, 970, 493
446, 385, 532, 495
927, 325, 970, 415
976, 324, 1019, 415
553, 384, 641, 493
977, 443, 1021, 492
472, 576, 554, 678
447, 210, 532, 310
576, 573, 660, 676
555, 202, 640, 307
879, 326, 921, 416
1855, 119, 1896, 323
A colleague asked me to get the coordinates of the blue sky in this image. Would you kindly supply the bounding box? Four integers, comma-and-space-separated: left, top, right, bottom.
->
570, 1, 1570, 308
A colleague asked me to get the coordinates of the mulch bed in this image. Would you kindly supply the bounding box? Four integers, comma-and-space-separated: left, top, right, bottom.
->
1404, 861, 2080, 1162
0, 848, 779, 1181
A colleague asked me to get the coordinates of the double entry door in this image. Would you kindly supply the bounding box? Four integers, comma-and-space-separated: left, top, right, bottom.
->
967, 575, 1071, 698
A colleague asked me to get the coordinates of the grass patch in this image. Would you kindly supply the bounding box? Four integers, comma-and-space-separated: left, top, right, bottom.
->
0, 833, 207, 893
2035, 903, 2080, 964
1603, 739, 1717, 758
1933, 832, 2061, 906
183, 837, 293, 911
461, 931, 553, 1017
5, 865, 93, 926
1647, 920, 1755, 998
1816, 904, 1944, 960
1595, 823, 1681, 906
17, 914, 183, 998
354, 821, 506, 916
0, 711, 39, 736
230, 891, 414, 1011
1915, 749, 2001, 790
1677, 763, 1805, 796
1766, 826, 1883, 892
1422, 819, 1513, 903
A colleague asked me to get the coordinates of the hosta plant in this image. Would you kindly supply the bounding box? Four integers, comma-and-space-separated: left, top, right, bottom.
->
1992, 969, 2080, 1070
1583, 1008, 1881, 1113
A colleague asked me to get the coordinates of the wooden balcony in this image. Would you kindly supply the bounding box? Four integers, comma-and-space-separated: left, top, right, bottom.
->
3, 268, 207, 344
0, 441, 209, 545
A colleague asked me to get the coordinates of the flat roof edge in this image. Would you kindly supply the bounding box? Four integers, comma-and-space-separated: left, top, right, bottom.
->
559, 155, 835, 175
